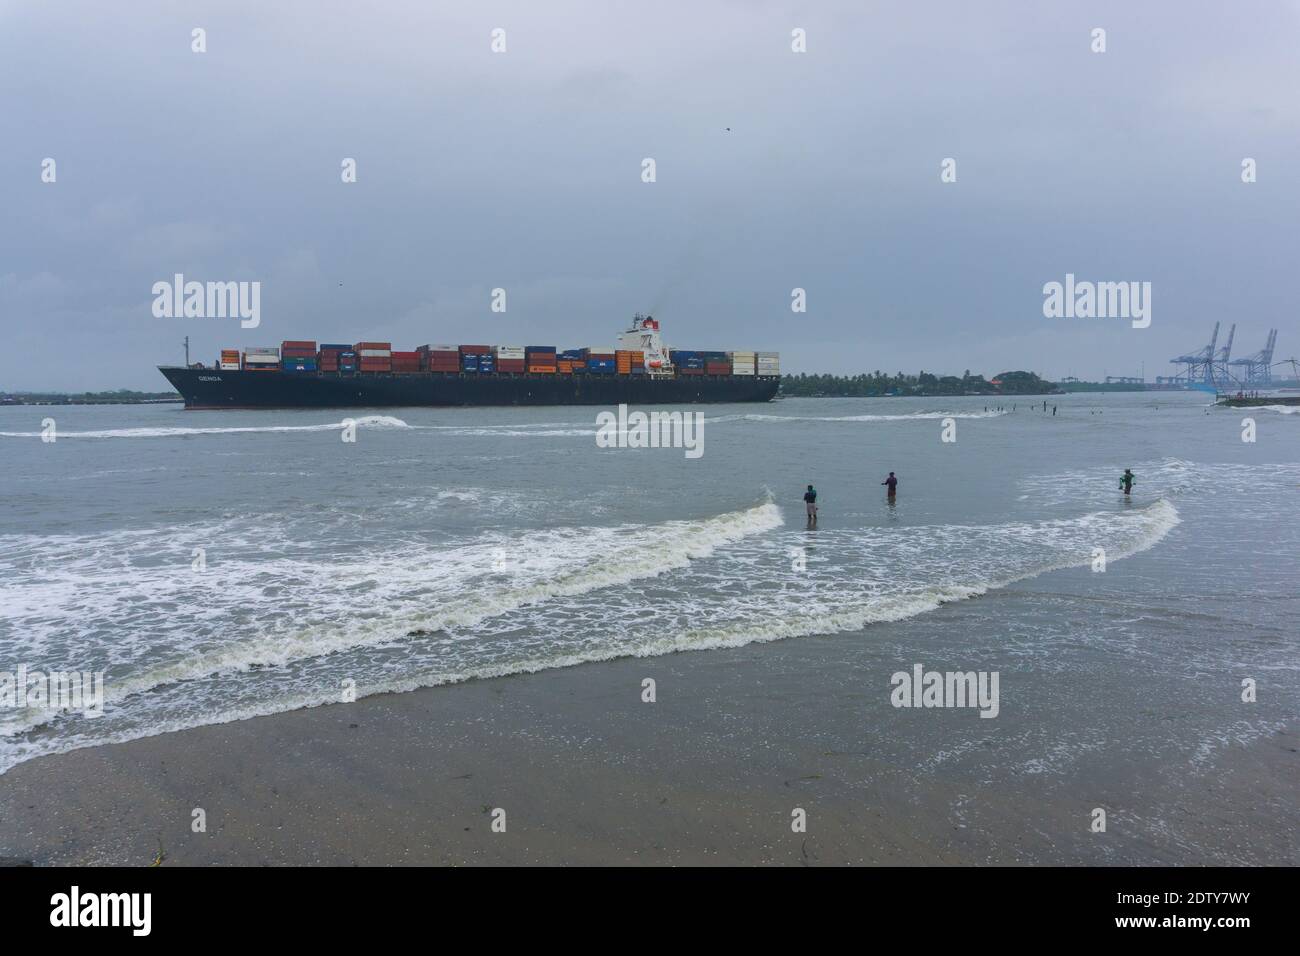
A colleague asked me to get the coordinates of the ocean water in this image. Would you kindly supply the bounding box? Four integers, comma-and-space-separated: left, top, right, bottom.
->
1, 393, 1297, 780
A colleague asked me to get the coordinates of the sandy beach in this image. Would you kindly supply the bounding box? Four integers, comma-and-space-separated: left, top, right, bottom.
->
3, 613, 1295, 867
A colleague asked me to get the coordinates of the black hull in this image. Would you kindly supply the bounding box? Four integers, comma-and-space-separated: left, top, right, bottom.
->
159, 367, 780, 409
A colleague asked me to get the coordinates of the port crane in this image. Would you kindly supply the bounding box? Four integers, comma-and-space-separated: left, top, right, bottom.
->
1227, 329, 1278, 385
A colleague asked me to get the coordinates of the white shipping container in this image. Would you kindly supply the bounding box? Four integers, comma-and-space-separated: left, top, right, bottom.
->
495, 346, 526, 358
584, 346, 616, 354
245, 347, 279, 356
243, 354, 279, 364
219, 362, 241, 370
732, 367, 756, 376
757, 351, 779, 359
359, 349, 392, 358
729, 351, 757, 360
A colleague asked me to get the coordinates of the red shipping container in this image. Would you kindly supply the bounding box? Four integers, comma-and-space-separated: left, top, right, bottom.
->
281, 340, 317, 351
354, 341, 392, 351
458, 344, 491, 354
497, 359, 525, 372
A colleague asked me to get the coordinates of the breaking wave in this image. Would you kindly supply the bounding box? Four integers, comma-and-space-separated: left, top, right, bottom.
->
0, 415, 410, 439
0, 498, 1183, 773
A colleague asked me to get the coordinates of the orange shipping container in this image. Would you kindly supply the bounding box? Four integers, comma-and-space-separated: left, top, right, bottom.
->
528, 365, 556, 374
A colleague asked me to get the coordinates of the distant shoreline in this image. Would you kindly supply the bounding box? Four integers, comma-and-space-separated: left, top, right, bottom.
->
2, 398, 183, 406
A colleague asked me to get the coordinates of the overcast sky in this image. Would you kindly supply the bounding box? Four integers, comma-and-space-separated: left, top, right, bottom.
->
1, 0, 1296, 390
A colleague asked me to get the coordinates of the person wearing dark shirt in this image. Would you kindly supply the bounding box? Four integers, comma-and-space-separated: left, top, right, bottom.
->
803, 485, 818, 525
882, 472, 898, 498
1120, 469, 1135, 496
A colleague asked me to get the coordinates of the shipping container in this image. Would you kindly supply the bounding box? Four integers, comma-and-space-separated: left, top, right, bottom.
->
497, 359, 525, 372
459, 344, 491, 354
281, 340, 317, 351
528, 365, 556, 374
354, 341, 392, 351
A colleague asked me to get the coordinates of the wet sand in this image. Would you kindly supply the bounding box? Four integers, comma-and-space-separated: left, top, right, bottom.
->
2, 623, 1296, 866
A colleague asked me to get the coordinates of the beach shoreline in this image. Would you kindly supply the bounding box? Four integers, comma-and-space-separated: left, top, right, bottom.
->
3, 623, 1295, 867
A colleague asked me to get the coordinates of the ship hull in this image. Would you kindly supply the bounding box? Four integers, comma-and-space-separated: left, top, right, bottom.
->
159, 367, 780, 409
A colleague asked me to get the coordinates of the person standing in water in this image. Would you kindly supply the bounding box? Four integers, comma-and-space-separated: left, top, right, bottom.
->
803, 484, 818, 525
882, 472, 898, 499
1120, 469, 1135, 497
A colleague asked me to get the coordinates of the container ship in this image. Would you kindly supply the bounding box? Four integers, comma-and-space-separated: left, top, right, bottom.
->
159, 315, 780, 409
